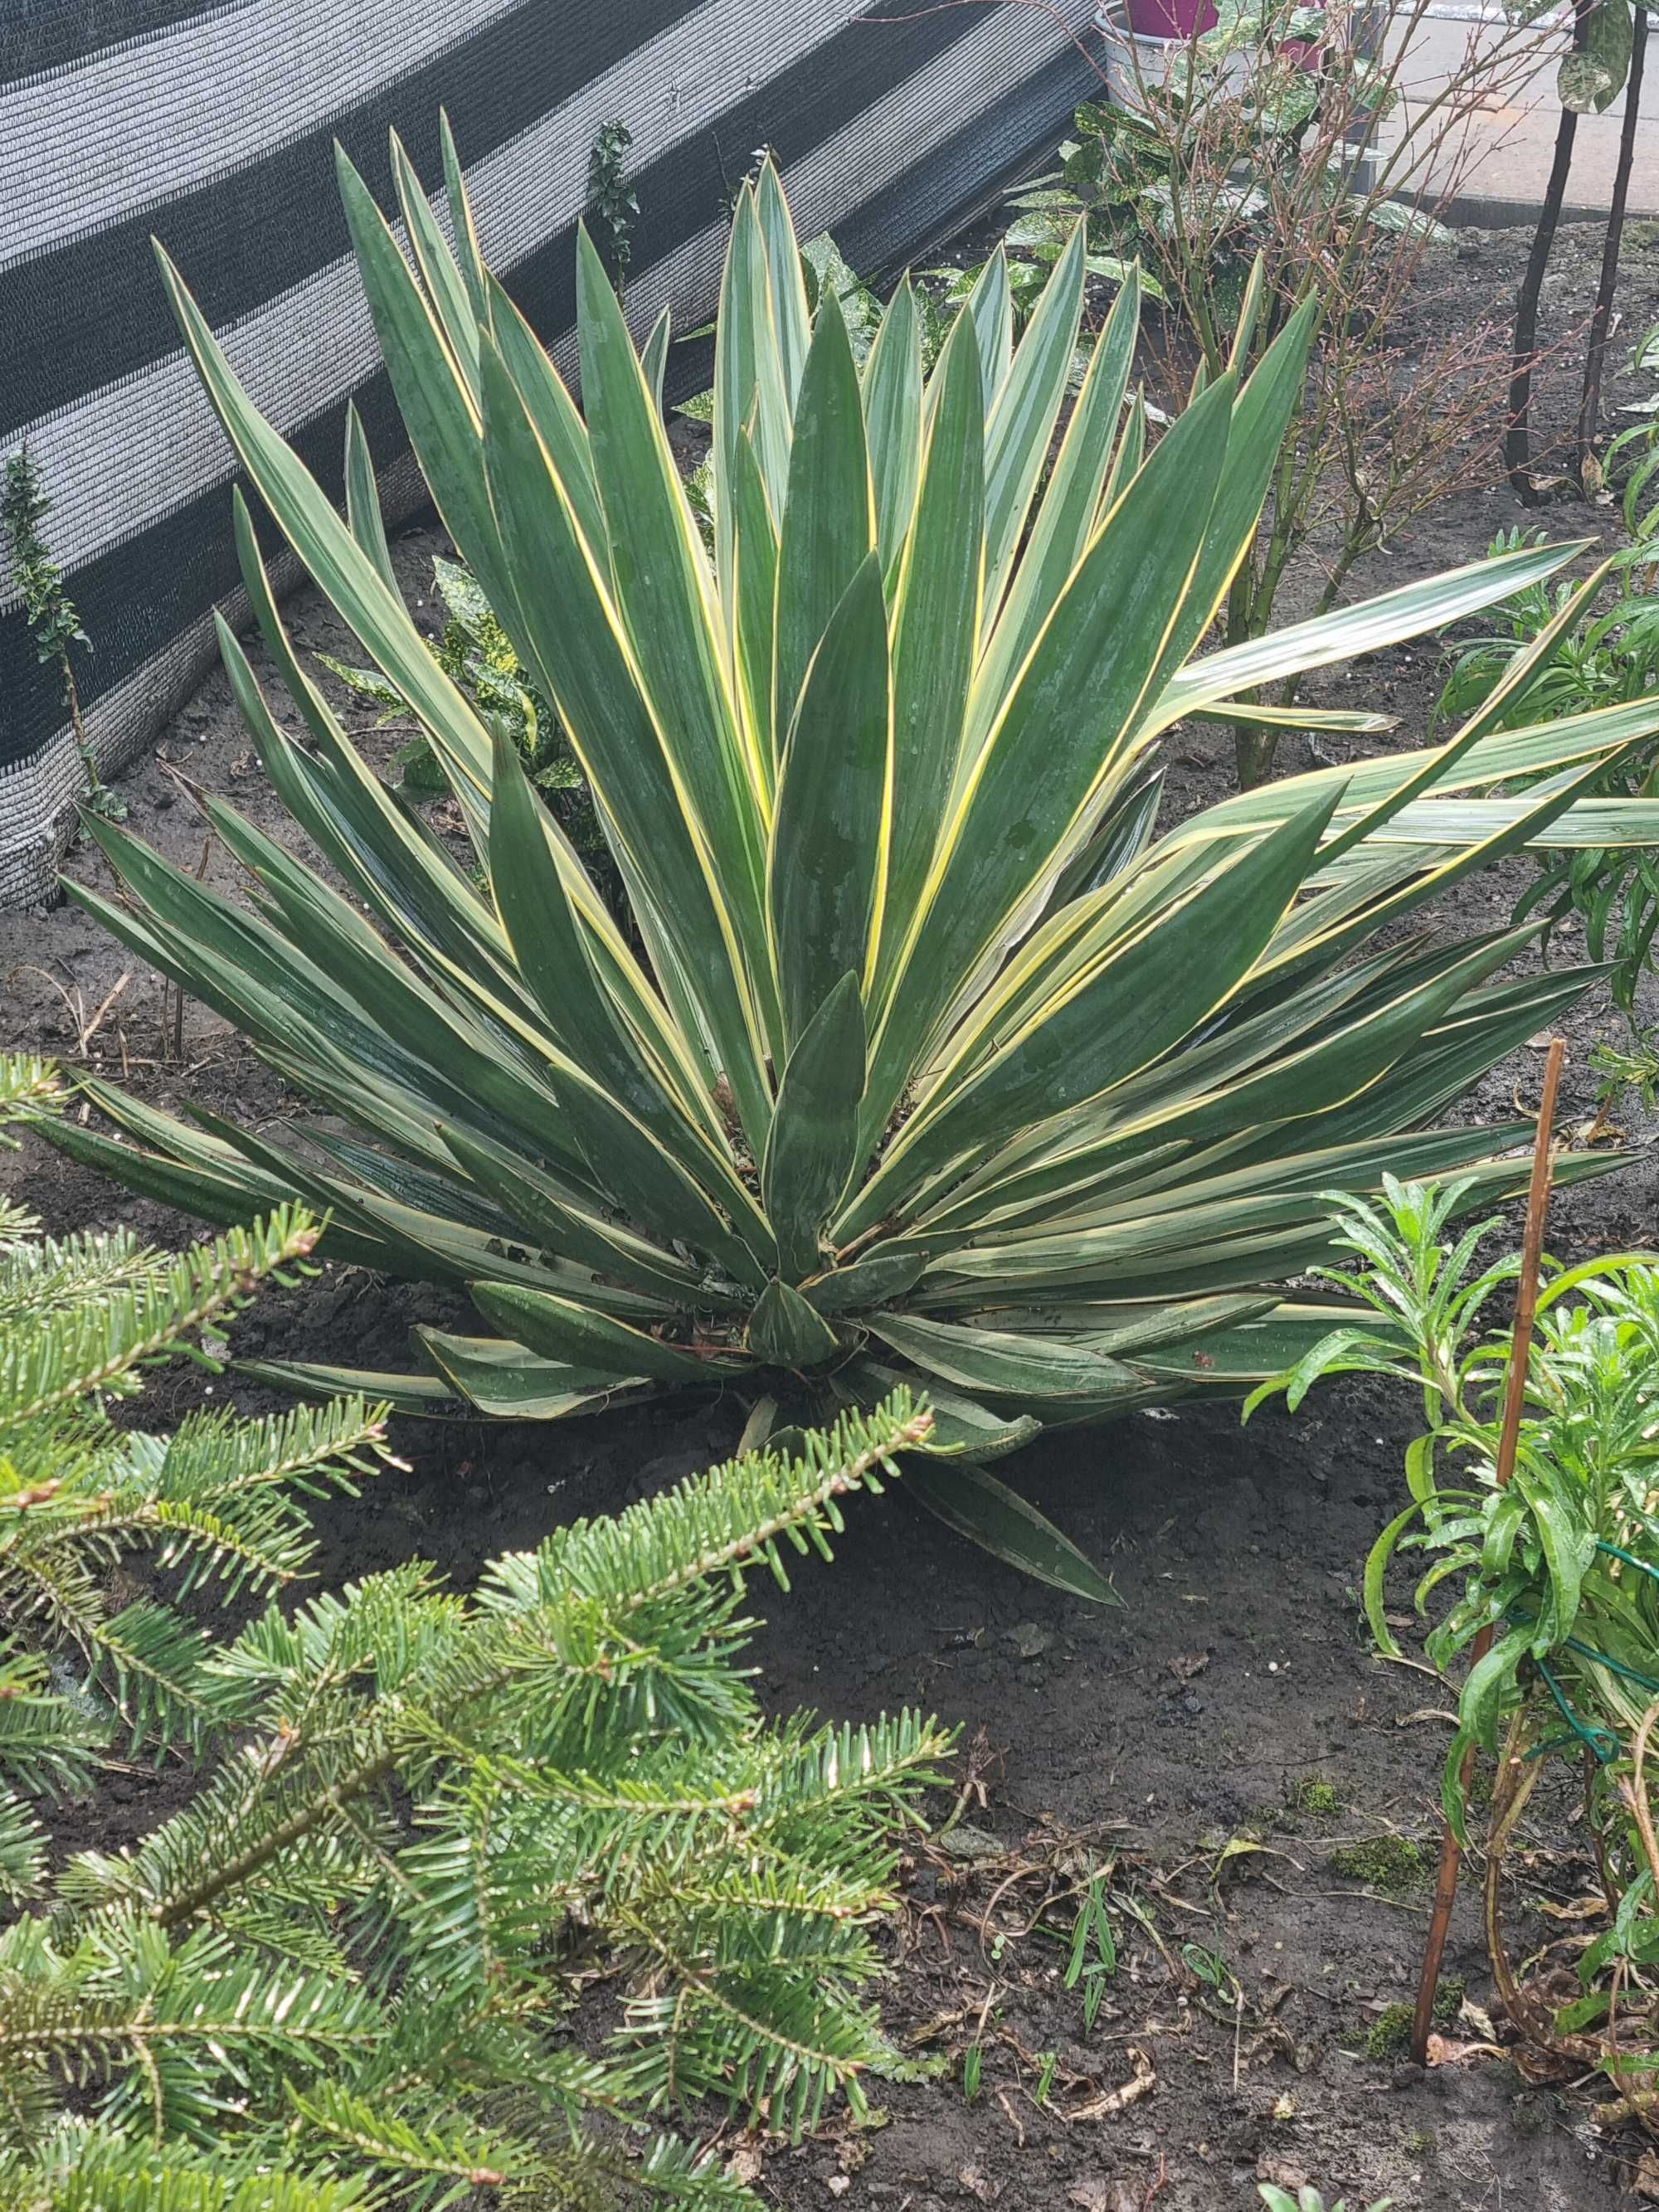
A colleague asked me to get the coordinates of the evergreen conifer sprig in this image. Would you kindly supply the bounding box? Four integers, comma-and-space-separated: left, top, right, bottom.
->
1, 1056, 951, 2207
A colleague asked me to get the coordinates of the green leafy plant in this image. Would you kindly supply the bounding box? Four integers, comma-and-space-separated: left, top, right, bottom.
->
1010, 9, 1404, 341
1249, 1176, 1659, 2104
1606, 314, 1659, 550
1437, 527, 1659, 1021
53, 124, 1659, 1592
1591, 1024, 1659, 1128
319, 520, 607, 874
0, 1055, 951, 2202
801, 233, 885, 367
2, 447, 124, 820
586, 118, 638, 298
961, 2039, 983, 2103
925, 129, 1156, 381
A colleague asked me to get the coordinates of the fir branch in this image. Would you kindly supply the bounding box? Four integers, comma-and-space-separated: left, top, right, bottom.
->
284, 2081, 513, 2195
3, 1047, 949, 2205
147, 1403, 932, 1932
0, 1053, 61, 1140
0, 1785, 48, 1903
2, 1208, 324, 1428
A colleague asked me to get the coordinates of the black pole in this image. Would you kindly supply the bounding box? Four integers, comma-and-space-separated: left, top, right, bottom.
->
1577, 3, 1649, 487
1507, 1, 1590, 498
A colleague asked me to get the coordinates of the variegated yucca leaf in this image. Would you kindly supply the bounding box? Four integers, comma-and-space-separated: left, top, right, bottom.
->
55, 128, 1659, 1595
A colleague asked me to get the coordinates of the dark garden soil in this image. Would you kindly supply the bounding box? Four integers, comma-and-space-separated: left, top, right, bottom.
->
7, 221, 1659, 2210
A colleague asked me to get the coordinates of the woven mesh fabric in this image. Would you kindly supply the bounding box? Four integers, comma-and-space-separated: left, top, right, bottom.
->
0, 0, 1098, 909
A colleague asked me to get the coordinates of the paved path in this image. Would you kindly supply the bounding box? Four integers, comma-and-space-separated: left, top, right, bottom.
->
1376, 7, 1658, 222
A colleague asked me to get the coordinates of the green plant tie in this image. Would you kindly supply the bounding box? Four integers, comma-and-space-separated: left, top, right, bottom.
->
1504, 1608, 1659, 1700
1562, 1631, 1659, 1697
1595, 1539, 1659, 1588
1530, 1729, 1587, 1762
1531, 1658, 1618, 1765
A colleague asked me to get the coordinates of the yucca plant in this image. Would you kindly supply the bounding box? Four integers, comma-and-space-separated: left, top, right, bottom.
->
49, 127, 1659, 1585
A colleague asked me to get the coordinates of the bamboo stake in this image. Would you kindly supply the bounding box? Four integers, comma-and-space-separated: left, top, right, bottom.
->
1408, 1034, 1565, 2066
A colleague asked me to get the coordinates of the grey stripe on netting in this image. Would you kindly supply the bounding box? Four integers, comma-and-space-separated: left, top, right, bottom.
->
3, 0, 524, 263
2, 0, 836, 600
3, 0, 1088, 609
1, 0, 253, 93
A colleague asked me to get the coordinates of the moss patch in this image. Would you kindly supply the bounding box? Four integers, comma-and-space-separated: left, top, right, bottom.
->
1330, 1834, 1431, 1895
1289, 1776, 1343, 1823
1364, 1979, 1465, 2059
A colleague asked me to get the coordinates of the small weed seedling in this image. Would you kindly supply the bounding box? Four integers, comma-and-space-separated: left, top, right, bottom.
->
961, 2042, 983, 2104
1063, 1872, 1117, 2030
1590, 1026, 1659, 1130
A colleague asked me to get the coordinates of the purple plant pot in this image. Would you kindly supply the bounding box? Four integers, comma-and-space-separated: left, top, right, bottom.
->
1122, 0, 1218, 41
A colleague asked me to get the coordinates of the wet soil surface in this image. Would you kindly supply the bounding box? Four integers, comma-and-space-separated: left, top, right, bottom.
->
7, 223, 1659, 2210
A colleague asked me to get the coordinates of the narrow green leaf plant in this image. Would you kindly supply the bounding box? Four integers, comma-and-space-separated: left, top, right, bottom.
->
56, 120, 1659, 1589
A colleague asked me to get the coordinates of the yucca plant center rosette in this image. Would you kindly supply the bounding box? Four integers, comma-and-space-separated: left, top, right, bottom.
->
47, 124, 1659, 1584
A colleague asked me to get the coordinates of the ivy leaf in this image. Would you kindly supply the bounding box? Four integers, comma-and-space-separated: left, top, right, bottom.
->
1559, 0, 1632, 113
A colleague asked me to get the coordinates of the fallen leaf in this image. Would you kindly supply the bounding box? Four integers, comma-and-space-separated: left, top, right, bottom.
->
1214, 1835, 1300, 1878
1256, 2154, 1308, 2191
958, 2163, 1000, 2201
1537, 1893, 1608, 1923
1064, 2046, 1156, 2121
1169, 1650, 1210, 1681
1634, 2148, 1659, 2201
1424, 2032, 1504, 2066
1579, 1116, 1626, 1147
1459, 1996, 1499, 2041
934, 1823, 1004, 1864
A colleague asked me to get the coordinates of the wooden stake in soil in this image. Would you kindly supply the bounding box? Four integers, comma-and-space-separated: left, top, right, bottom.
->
1408, 1034, 1565, 2067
